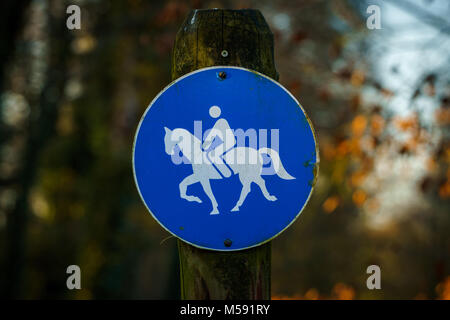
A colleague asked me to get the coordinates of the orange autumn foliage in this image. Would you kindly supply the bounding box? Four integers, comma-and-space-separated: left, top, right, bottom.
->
370, 114, 385, 136
332, 283, 355, 300
272, 294, 302, 300
439, 181, 450, 199
323, 196, 340, 213
304, 288, 320, 300
436, 276, 450, 300
350, 170, 367, 187
273, 284, 355, 300
394, 115, 418, 132
435, 108, 450, 125
350, 70, 365, 87
321, 141, 336, 160
351, 115, 367, 137
352, 189, 367, 207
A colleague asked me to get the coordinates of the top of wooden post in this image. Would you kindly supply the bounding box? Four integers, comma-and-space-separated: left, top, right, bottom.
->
171, 8, 278, 81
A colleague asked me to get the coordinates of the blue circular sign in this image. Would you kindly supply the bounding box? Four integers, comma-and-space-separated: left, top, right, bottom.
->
133, 66, 318, 251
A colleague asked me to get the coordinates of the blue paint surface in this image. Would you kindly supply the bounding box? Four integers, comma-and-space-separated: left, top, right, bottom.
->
133, 67, 318, 251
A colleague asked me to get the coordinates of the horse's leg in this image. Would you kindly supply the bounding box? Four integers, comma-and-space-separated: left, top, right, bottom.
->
179, 174, 202, 203
231, 176, 251, 212
254, 176, 277, 201
199, 179, 219, 215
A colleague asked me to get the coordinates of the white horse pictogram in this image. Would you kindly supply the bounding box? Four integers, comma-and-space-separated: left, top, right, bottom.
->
163, 123, 295, 215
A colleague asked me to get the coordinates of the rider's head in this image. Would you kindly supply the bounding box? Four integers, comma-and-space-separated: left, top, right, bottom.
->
209, 105, 221, 118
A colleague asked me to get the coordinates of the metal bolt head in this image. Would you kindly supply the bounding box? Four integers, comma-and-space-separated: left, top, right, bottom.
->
221, 50, 228, 57
224, 239, 232, 247
217, 71, 227, 80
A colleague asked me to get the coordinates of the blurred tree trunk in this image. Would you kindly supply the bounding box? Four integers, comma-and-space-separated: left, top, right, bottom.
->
4, 2, 72, 298
0, 0, 32, 94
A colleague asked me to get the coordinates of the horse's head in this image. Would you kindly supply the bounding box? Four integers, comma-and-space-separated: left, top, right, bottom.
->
164, 127, 199, 162
164, 127, 177, 155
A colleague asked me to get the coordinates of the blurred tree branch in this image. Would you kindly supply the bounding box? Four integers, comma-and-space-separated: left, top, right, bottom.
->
3, 1, 73, 298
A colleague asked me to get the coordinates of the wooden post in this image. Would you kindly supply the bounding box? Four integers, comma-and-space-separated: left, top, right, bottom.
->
171, 9, 277, 300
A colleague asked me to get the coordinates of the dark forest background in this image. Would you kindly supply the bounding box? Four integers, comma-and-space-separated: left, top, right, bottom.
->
0, 0, 449, 299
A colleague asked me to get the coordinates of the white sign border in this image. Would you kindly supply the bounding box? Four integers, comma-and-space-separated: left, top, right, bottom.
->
132, 66, 320, 252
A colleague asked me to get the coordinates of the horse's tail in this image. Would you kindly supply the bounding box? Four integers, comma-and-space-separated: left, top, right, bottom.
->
258, 148, 295, 180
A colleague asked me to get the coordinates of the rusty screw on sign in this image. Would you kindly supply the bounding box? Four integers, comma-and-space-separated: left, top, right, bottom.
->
224, 239, 232, 247
217, 71, 227, 80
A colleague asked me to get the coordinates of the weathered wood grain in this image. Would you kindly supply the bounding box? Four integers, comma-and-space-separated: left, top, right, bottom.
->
172, 9, 277, 300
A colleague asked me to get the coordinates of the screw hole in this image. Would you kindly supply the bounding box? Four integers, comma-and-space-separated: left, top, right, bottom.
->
221, 50, 228, 57
217, 71, 227, 80
224, 239, 232, 247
